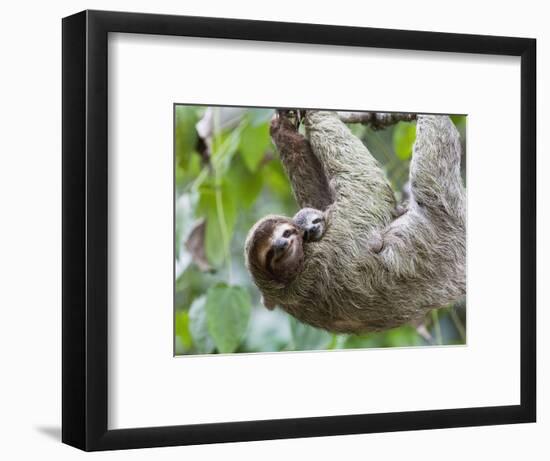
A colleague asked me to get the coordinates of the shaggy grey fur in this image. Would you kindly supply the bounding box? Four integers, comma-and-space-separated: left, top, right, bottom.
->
245, 111, 466, 334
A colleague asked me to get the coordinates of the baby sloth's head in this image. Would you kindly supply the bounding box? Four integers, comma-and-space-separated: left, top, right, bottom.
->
293, 207, 326, 242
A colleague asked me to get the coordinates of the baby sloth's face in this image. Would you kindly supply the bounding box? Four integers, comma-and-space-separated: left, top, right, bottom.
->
293, 208, 326, 242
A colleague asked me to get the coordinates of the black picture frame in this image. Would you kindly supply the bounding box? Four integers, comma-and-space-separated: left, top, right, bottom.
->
62, 9, 536, 451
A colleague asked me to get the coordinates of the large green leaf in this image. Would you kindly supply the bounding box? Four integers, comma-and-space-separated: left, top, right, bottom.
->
226, 156, 263, 209
239, 119, 271, 172
392, 121, 417, 160
197, 182, 237, 267
205, 284, 251, 353
188, 296, 216, 354
289, 317, 332, 351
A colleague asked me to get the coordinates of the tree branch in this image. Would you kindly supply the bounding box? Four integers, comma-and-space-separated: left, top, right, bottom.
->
338, 112, 417, 129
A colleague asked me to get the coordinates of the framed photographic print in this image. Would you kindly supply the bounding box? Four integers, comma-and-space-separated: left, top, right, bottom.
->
62, 10, 536, 451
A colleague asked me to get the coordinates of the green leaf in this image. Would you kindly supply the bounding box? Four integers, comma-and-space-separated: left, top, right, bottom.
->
188, 296, 216, 354
450, 115, 467, 129
211, 127, 242, 174
392, 121, 417, 160
344, 334, 381, 349
175, 152, 201, 188
205, 284, 252, 353
175, 106, 199, 170
384, 325, 422, 347
344, 325, 422, 349
243, 308, 292, 353
197, 182, 237, 267
289, 317, 332, 351
226, 156, 263, 209
175, 310, 193, 351
239, 119, 270, 172
262, 159, 293, 200
204, 219, 224, 267
175, 264, 213, 310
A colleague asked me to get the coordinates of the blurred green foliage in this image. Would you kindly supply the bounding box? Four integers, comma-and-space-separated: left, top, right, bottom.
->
175, 106, 467, 355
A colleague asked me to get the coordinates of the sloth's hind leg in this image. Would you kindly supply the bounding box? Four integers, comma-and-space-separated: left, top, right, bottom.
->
409, 115, 465, 221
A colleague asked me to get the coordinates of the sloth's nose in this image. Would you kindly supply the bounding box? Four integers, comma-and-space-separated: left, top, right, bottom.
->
274, 238, 288, 251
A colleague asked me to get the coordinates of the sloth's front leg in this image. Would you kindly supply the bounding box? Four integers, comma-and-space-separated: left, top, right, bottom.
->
270, 111, 333, 211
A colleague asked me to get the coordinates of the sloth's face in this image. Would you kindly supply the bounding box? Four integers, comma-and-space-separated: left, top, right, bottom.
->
246, 216, 305, 285
263, 222, 304, 279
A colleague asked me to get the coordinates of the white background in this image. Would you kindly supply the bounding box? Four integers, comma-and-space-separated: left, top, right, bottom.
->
0, 0, 547, 459
109, 34, 521, 428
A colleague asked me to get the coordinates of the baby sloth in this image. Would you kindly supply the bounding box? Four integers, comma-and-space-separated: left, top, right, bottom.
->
245, 208, 326, 309
293, 207, 326, 243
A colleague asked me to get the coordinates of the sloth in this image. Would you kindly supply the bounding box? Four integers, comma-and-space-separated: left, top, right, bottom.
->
245, 207, 326, 309
245, 110, 466, 334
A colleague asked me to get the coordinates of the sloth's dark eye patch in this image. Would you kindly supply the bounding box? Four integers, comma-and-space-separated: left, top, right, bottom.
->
265, 248, 275, 269
282, 229, 292, 238
312, 218, 322, 224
